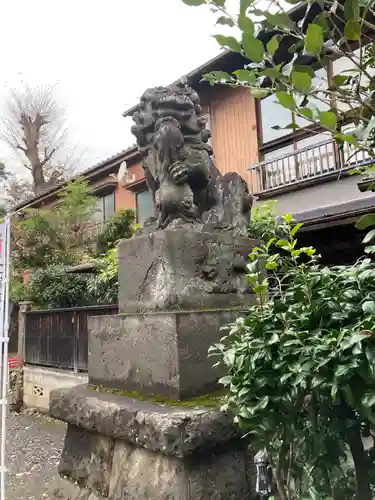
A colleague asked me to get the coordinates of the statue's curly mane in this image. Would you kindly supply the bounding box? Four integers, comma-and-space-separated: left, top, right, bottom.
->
131, 84, 210, 157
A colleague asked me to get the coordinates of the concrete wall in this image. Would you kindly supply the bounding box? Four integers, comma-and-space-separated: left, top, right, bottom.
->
23, 365, 88, 412
258, 175, 372, 215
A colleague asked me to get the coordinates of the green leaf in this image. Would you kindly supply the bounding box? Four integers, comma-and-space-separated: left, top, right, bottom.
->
342, 333, 367, 350
267, 36, 280, 56
268, 332, 280, 344
334, 132, 358, 146
238, 386, 250, 397
319, 111, 337, 131
233, 69, 256, 84
182, 0, 205, 5
344, 0, 360, 20
276, 239, 291, 247
333, 74, 349, 86
363, 116, 375, 144
216, 16, 235, 27
293, 64, 315, 77
299, 107, 315, 121
209, 71, 232, 82
214, 35, 241, 52
265, 12, 295, 30
276, 91, 296, 110
356, 213, 375, 229
266, 261, 278, 270
223, 349, 236, 366
291, 71, 312, 92
254, 284, 268, 293
363, 300, 375, 314
218, 375, 232, 385
257, 396, 269, 410
250, 88, 269, 98
305, 24, 324, 55
260, 67, 280, 79
291, 223, 303, 236
242, 34, 265, 62
238, 13, 254, 34
240, 0, 252, 13
335, 365, 350, 377
344, 20, 361, 40
363, 228, 375, 244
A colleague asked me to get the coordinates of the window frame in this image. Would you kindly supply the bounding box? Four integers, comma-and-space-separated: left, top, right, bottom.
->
135, 188, 154, 226
257, 62, 332, 161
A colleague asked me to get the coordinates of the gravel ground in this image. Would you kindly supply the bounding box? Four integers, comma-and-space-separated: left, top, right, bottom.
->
6, 410, 66, 500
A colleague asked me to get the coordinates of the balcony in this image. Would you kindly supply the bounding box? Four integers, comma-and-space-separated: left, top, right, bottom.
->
250, 139, 374, 197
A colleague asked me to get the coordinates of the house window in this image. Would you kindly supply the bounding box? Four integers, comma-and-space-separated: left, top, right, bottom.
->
94, 192, 115, 222
261, 96, 292, 143
136, 190, 154, 226
260, 67, 329, 147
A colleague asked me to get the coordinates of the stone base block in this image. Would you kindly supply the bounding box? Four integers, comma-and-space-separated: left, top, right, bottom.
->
88, 309, 243, 399
59, 425, 114, 497
118, 229, 258, 313
108, 440, 249, 500
50, 386, 253, 500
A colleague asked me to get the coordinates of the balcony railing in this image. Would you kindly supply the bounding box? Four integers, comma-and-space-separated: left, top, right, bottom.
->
250, 139, 374, 195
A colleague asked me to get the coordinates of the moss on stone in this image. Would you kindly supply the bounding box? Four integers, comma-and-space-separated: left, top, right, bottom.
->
89, 384, 224, 408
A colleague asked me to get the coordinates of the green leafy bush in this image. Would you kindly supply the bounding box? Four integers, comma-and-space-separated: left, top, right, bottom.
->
28, 265, 92, 309
87, 248, 118, 304
211, 210, 375, 499
96, 209, 136, 256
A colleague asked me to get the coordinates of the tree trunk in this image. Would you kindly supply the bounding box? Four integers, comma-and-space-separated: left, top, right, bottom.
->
31, 160, 46, 194
20, 112, 47, 194
346, 424, 372, 500
339, 397, 372, 500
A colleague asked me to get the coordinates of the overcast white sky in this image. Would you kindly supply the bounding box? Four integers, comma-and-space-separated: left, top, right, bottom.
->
0, 0, 226, 173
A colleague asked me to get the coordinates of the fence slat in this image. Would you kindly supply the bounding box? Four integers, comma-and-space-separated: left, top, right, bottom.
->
25, 304, 118, 371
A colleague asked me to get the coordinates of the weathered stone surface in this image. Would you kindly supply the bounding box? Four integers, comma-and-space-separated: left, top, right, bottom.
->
88, 308, 242, 399
108, 440, 249, 500
59, 424, 114, 497
52, 477, 107, 500
118, 229, 258, 313
49, 385, 242, 459
52, 477, 91, 500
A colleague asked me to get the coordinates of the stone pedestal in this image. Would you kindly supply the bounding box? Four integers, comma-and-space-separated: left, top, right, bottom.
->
50, 386, 254, 500
86, 228, 257, 399
118, 229, 258, 313
50, 228, 259, 499
89, 309, 241, 399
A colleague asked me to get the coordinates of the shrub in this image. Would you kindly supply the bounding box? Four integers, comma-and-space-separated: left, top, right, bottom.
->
96, 209, 136, 256
88, 248, 118, 304
12, 178, 97, 271
212, 208, 375, 499
28, 265, 92, 309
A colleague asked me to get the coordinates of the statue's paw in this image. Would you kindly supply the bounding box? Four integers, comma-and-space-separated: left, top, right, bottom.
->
169, 161, 188, 185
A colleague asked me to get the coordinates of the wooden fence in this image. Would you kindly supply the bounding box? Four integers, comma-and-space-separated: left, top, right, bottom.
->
25, 304, 118, 371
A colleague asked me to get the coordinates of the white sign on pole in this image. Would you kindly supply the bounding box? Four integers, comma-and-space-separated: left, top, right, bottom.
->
0, 216, 11, 500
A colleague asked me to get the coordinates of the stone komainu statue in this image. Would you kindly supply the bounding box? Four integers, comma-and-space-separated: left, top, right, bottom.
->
131, 82, 253, 237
